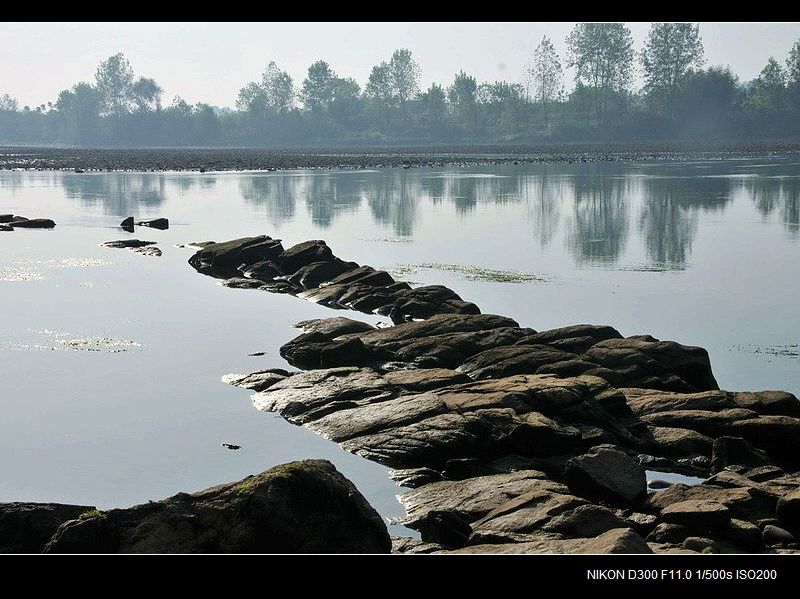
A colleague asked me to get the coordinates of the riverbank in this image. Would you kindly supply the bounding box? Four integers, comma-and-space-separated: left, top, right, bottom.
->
2, 142, 800, 172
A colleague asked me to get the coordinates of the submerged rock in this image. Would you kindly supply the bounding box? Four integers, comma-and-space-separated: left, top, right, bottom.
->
43, 460, 390, 554
102, 239, 156, 249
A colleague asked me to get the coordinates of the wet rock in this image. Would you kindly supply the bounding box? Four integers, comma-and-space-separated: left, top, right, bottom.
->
0, 214, 14, 223
222, 277, 266, 289
135, 218, 169, 230
278, 240, 333, 274
0, 503, 94, 553
222, 369, 289, 392
777, 490, 800, 534
189, 236, 284, 278
120, 216, 134, 230
711, 436, 773, 474
389, 468, 443, 488
0, 224, 12, 231
762, 524, 796, 547
287, 260, 353, 289
390, 285, 481, 323
131, 246, 161, 257
44, 460, 390, 554
9, 218, 56, 229
295, 317, 375, 338
661, 499, 731, 529
565, 444, 647, 507
322, 265, 393, 288
9, 216, 28, 223
241, 260, 283, 281
103, 239, 156, 249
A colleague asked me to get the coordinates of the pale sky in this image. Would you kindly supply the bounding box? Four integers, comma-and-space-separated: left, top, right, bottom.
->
2, 22, 800, 108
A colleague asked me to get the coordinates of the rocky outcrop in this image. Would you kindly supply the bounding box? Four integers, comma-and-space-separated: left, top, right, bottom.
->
2, 460, 390, 553
189, 234, 799, 554
188, 235, 482, 322
0, 503, 94, 553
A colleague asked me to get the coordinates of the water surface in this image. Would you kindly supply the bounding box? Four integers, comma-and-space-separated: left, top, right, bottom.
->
1, 158, 798, 532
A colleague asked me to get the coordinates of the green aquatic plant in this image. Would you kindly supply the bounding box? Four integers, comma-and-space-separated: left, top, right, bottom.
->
389, 263, 548, 284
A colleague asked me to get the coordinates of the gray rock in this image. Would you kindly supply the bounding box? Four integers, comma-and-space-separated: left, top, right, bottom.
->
565, 444, 647, 507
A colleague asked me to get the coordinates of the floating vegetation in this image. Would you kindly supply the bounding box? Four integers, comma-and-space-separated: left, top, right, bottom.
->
390, 263, 548, 284
583, 262, 686, 272
732, 343, 800, 360
1, 329, 143, 353
360, 237, 413, 244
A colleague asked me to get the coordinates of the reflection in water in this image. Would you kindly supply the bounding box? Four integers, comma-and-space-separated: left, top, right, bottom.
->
4, 159, 797, 268
639, 176, 733, 268
566, 172, 630, 264
748, 176, 800, 239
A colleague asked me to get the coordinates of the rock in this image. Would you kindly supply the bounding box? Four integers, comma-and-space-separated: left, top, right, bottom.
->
744, 465, 786, 482
517, 324, 624, 353
0, 503, 94, 553
120, 216, 134, 230
728, 416, 800, 470
661, 499, 731, 530
9, 218, 56, 229
640, 409, 758, 437
711, 436, 773, 474
390, 285, 481, 323
131, 246, 161, 257
322, 265, 392, 288
648, 426, 714, 457
682, 536, 719, 553
542, 504, 630, 538
222, 369, 289, 392
762, 524, 796, 547
565, 444, 647, 507
414, 510, 473, 547
646, 482, 778, 523
647, 523, 690, 544
729, 390, 800, 417
278, 240, 333, 274
579, 528, 653, 554
189, 236, 284, 278
777, 490, 800, 534
391, 536, 444, 554
295, 317, 375, 338
135, 218, 169, 230
0, 214, 14, 223
287, 260, 350, 289
102, 239, 156, 249
9, 216, 28, 222
648, 479, 672, 490
241, 260, 283, 281
222, 277, 266, 289
44, 460, 390, 553
722, 518, 763, 552
0, 224, 12, 231
389, 468, 443, 488
623, 388, 731, 416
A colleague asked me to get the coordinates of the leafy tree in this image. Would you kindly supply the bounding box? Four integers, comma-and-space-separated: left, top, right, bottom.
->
641, 23, 704, 118
786, 40, 800, 106
328, 77, 362, 127
131, 77, 163, 112
0, 93, 19, 111
365, 61, 396, 122
95, 53, 135, 116
388, 49, 421, 121
748, 58, 787, 115
55, 82, 102, 144
237, 62, 295, 117
529, 36, 563, 125
567, 23, 634, 122
302, 60, 337, 113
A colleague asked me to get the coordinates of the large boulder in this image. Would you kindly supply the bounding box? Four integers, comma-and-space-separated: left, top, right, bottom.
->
565, 444, 647, 507
189, 236, 284, 278
0, 503, 94, 553
278, 240, 333, 274
390, 285, 481, 323
44, 460, 390, 554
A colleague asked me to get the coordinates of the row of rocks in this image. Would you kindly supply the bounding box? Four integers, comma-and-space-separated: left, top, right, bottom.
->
192, 234, 799, 553
0, 214, 56, 230
188, 236, 479, 323
0, 460, 390, 553
120, 216, 169, 231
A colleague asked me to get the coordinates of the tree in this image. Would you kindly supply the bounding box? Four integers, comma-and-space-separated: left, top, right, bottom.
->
566, 23, 634, 122
419, 83, 448, 128
261, 62, 295, 115
236, 82, 266, 113
302, 60, 337, 113
388, 49, 421, 121
131, 77, 163, 112
0, 93, 18, 111
55, 82, 102, 144
328, 77, 362, 127
529, 36, 563, 125
786, 39, 800, 106
448, 70, 478, 128
641, 23, 704, 119
365, 61, 396, 122
748, 58, 787, 115
95, 53, 135, 116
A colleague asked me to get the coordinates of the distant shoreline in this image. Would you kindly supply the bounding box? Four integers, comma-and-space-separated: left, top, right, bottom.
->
1, 142, 799, 172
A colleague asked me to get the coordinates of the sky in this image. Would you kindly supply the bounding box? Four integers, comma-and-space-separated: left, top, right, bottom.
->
2, 22, 800, 108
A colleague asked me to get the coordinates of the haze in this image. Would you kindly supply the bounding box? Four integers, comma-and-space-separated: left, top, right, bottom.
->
3, 22, 800, 107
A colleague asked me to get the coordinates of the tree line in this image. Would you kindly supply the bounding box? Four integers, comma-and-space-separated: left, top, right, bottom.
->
2, 23, 800, 147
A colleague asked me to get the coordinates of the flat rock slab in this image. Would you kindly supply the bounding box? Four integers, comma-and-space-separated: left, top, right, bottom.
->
565, 444, 647, 507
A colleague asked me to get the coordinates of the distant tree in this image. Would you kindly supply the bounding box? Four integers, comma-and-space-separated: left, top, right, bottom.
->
365, 61, 396, 122
302, 60, 337, 113
529, 36, 563, 126
55, 82, 102, 143
641, 23, 704, 119
448, 70, 479, 128
131, 77, 163, 112
236, 82, 267, 113
328, 77, 362, 127
236, 62, 295, 117
748, 58, 787, 115
0, 93, 18, 111
786, 40, 800, 106
567, 23, 634, 121
388, 49, 421, 121
418, 83, 448, 128
675, 67, 739, 135
95, 53, 135, 116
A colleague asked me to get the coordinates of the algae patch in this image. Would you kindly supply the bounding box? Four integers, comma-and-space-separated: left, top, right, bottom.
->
390, 263, 548, 284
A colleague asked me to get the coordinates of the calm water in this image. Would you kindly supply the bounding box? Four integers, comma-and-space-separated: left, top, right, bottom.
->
1, 158, 799, 532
